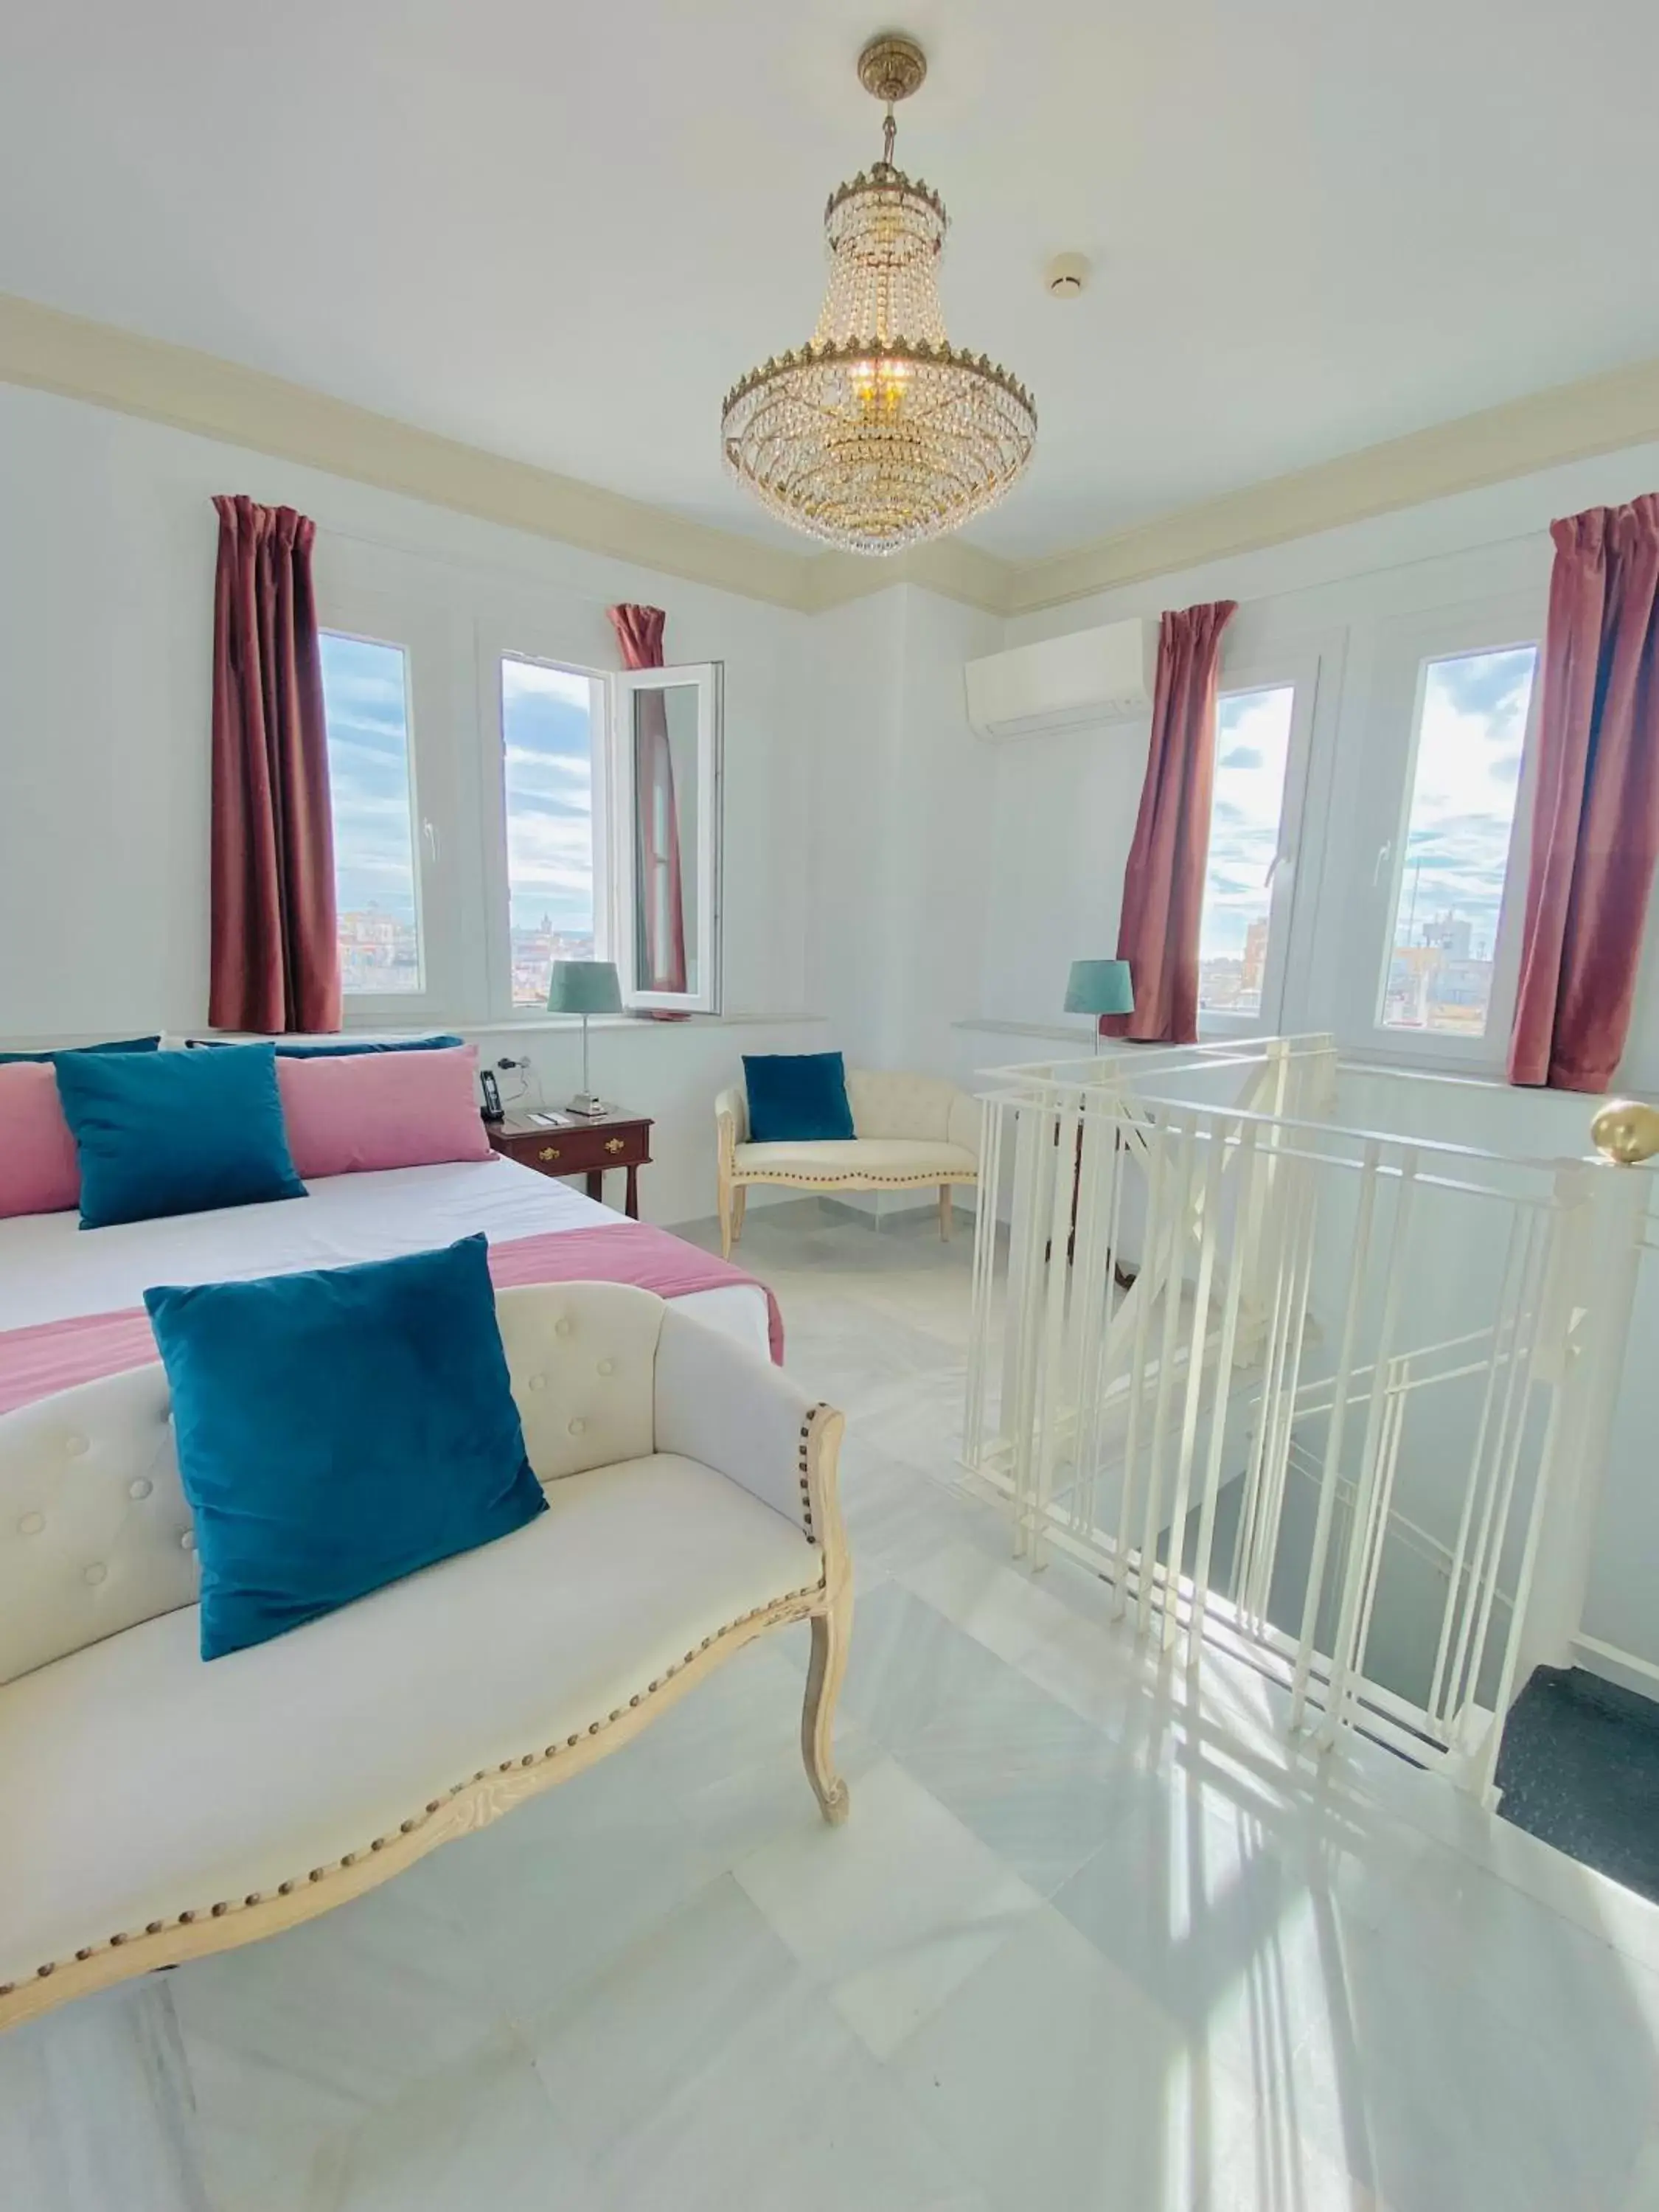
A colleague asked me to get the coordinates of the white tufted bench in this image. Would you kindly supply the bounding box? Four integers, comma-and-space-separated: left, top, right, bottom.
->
0, 1282, 852, 2034
715, 1068, 981, 1257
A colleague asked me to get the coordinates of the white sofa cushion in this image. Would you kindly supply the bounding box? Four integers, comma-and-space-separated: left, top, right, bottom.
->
846, 1069, 959, 1144
493, 1281, 664, 1483
732, 1138, 977, 1183
0, 1454, 819, 1992
0, 1365, 198, 1686
654, 1303, 818, 1533
718, 1073, 979, 1160
0, 1281, 673, 1688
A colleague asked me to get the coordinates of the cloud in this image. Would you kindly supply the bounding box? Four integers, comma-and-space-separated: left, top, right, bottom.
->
1200, 684, 1295, 962
1431, 645, 1534, 723
321, 630, 604, 934
1386, 645, 1537, 959
321, 635, 420, 915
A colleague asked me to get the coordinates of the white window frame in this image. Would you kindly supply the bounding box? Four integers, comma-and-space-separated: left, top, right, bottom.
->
611, 661, 723, 1017
475, 637, 723, 1023
317, 614, 451, 1030
478, 635, 609, 1025
1345, 595, 1543, 1076
1196, 649, 1321, 1040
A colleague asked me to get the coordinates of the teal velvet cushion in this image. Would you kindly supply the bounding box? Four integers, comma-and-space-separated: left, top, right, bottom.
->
53, 1041, 306, 1229
144, 1235, 546, 1660
742, 1051, 856, 1144
0, 1036, 160, 1064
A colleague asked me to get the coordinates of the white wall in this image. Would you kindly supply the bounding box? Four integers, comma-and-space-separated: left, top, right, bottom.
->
804, 589, 905, 1065
804, 585, 1001, 1074
0, 383, 825, 1223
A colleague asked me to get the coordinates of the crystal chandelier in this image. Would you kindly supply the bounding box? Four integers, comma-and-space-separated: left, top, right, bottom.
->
720, 34, 1037, 557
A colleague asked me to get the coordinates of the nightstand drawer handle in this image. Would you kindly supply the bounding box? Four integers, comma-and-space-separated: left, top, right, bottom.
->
538, 1146, 561, 1163
605, 1138, 626, 1155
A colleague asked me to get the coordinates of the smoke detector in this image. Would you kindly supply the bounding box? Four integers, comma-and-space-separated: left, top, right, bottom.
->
1045, 253, 1091, 299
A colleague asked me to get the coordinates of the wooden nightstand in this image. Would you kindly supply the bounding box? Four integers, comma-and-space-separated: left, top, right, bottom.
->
487, 1110, 653, 1219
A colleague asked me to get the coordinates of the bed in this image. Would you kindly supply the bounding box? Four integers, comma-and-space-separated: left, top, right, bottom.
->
0, 1155, 776, 1411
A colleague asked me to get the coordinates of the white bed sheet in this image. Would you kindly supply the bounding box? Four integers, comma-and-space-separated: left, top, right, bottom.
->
0, 1157, 770, 1355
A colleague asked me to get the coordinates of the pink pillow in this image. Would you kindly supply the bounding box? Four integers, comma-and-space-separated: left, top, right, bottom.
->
0, 1062, 82, 1218
275, 1046, 495, 1180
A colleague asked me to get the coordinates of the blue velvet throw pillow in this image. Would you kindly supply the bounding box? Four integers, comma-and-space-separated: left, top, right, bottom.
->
53, 1041, 306, 1229
0, 1035, 160, 1064
145, 1235, 546, 1661
743, 1051, 856, 1143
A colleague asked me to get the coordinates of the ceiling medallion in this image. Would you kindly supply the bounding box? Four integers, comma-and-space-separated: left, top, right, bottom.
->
720, 32, 1037, 557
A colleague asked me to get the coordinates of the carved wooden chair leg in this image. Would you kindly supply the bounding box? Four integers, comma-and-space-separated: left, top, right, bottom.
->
801, 1585, 852, 1824
939, 1183, 953, 1240
731, 1186, 747, 1245
718, 1179, 734, 1259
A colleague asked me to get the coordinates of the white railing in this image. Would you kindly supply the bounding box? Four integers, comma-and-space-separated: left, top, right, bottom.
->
964, 1036, 1652, 1801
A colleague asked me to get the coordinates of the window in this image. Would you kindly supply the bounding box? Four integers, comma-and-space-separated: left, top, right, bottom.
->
499, 658, 602, 1008
319, 633, 422, 995
317, 543, 726, 1030
1379, 644, 1539, 1037
481, 647, 723, 1021
1198, 684, 1297, 1019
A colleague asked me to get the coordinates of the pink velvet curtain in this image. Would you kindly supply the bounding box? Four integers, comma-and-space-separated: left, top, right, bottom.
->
1102, 599, 1238, 1045
607, 603, 688, 998
208, 496, 339, 1034
1508, 496, 1659, 1091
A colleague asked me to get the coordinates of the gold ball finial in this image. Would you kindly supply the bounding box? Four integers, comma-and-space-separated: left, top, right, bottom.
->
1590, 1098, 1659, 1165
858, 32, 927, 105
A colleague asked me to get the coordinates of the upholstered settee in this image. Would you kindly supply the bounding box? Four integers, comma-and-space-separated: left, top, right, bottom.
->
715, 1068, 981, 1258
0, 1283, 851, 2033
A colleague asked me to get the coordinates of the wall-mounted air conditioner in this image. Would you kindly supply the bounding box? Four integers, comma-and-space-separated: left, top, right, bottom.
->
964, 619, 1155, 741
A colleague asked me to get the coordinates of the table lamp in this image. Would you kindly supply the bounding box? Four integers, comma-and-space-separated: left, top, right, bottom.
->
547, 959, 623, 1115
1064, 959, 1134, 1050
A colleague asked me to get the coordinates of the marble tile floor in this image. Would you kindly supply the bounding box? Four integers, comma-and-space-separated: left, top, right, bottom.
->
7, 1197, 1659, 2212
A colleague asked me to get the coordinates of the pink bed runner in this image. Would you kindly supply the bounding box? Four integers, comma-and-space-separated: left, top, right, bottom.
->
0, 1223, 784, 1418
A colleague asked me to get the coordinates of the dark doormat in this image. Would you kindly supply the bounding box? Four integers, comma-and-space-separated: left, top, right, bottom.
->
1495, 1666, 1659, 1905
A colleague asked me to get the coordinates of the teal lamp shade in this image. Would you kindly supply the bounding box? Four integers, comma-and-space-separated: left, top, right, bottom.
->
1064, 959, 1134, 1018
546, 961, 623, 1016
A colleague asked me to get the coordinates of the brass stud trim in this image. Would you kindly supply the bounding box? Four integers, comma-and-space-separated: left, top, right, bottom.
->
6, 1548, 839, 2003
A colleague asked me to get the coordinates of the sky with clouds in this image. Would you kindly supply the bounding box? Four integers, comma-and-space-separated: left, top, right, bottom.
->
1388, 645, 1536, 961
499, 660, 596, 933
321, 639, 597, 932
320, 633, 418, 917
1200, 684, 1295, 964
1199, 647, 1535, 978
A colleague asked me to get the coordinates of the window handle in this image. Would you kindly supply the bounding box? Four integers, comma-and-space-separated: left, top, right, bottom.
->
422, 819, 439, 864
1371, 840, 1392, 888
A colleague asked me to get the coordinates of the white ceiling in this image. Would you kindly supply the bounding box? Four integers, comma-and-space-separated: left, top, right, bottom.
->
4, 0, 1659, 561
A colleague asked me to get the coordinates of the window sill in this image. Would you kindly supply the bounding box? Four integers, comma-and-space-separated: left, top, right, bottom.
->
954, 1017, 1102, 1045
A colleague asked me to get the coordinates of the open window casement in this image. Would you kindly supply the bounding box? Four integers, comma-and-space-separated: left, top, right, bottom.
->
608, 661, 723, 1015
